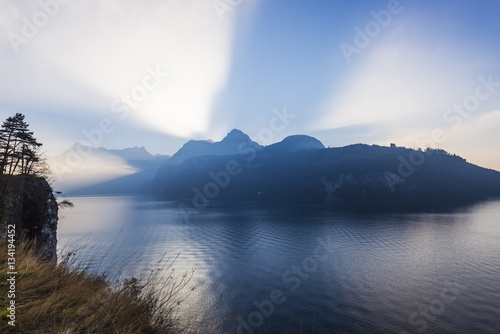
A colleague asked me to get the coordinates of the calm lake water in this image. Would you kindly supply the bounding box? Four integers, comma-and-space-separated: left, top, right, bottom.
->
58, 197, 500, 334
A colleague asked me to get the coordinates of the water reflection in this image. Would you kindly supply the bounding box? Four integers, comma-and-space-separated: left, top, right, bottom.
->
59, 197, 500, 333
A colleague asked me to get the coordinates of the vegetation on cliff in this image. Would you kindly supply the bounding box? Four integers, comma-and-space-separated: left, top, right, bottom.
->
0, 113, 46, 184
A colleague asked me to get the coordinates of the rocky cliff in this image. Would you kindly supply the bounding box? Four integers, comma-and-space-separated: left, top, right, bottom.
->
1, 176, 58, 259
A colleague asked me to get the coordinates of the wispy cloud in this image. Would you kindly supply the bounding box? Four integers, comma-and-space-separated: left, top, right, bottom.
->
0, 0, 243, 138
315, 39, 479, 131
429, 110, 499, 171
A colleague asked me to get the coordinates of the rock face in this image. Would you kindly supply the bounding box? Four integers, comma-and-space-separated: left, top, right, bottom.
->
1, 176, 58, 259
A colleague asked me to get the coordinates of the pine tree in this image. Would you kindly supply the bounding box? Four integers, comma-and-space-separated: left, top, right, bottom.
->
0, 113, 42, 176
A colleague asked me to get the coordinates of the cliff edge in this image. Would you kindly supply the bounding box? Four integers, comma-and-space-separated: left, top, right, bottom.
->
1, 175, 58, 259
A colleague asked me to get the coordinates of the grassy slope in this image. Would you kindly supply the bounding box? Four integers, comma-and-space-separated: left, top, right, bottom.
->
0, 241, 196, 334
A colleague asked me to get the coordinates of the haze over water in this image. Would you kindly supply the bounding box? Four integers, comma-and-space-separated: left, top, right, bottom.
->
59, 196, 500, 333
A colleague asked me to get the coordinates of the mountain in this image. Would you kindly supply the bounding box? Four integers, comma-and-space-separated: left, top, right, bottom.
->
151, 131, 500, 212
165, 140, 214, 165
165, 129, 262, 166
264, 135, 325, 154
63, 145, 170, 195
203, 129, 263, 155
96, 146, 161, 162
150, 129, 263, 191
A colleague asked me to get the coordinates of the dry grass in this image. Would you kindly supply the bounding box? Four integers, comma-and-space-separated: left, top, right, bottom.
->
0, 240, 202, 334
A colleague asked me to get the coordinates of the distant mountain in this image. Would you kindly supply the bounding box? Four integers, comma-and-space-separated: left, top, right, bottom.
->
151, 130, 500, 212
65, 145, 170, 196
97, 146, 162, 163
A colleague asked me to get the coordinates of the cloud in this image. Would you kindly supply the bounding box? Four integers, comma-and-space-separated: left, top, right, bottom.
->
442, 110, 500, 171
313, 25, 485, 132
49, 146, 138, 192
0, 0, 242, 138
390, 110, 500, 171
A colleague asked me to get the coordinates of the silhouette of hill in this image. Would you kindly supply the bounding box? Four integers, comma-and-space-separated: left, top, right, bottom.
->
264, 135, 325, 154
151, 130, 500, 212
164, 129, 262, 166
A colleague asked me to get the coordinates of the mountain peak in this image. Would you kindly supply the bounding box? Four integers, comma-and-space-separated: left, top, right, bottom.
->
205, 129, 262, 154
229, 129, 245, 135
164, 129, 262, 166
281, 135, 325, 149
265, 135, 325, 153
122, 146, 148, 153
182, 140, 214, 149
222, 129, 250, 142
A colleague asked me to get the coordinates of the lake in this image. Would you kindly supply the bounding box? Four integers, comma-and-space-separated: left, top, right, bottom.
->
58, 196, 500, 333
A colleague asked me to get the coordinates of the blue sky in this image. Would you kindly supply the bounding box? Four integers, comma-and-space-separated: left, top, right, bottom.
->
1, 0, 500, 174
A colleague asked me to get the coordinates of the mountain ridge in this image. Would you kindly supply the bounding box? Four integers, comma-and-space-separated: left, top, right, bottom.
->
59, 130, 500, 211
150, 130, 500, 212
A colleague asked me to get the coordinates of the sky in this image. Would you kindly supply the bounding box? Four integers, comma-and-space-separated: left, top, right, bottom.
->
1, 0, 500, 178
